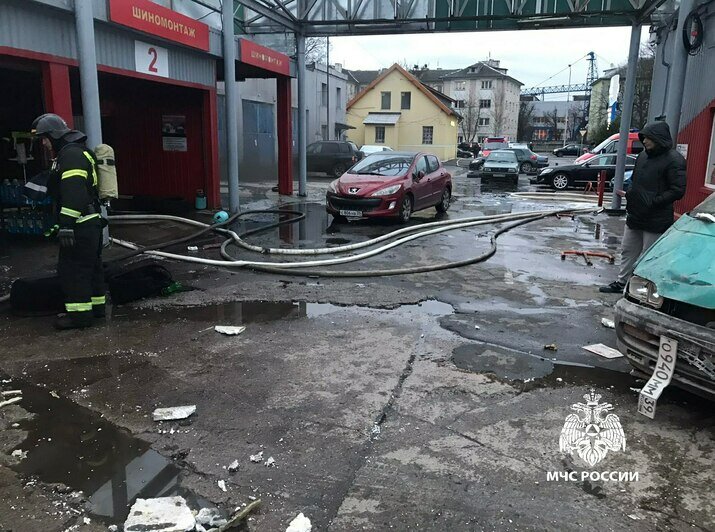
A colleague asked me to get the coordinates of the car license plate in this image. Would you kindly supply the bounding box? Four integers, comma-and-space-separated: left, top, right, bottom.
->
638, 335, 678, 419
339, 210, 362, 217
493, 173, 505, 177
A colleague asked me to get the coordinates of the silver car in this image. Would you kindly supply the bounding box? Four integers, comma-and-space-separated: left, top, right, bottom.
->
479, 150, 519, 185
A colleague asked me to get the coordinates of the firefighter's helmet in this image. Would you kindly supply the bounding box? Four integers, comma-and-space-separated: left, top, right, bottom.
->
31, 113, 71, 140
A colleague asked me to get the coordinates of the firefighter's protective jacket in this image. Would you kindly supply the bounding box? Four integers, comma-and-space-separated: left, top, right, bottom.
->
53, 144, 101, 229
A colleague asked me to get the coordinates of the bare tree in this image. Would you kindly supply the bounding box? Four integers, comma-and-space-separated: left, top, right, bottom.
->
305, 37, 328, 63
459, 87, 483, 143
517, 101, 535, 142
491, 81, 506, 136
543, 108, 560, 141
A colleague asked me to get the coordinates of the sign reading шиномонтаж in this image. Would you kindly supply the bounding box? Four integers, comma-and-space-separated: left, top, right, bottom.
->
109, 0, 210, 51
239, 39, 291, 76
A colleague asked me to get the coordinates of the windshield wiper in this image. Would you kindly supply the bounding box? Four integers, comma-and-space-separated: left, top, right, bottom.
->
693, 212, 715, 223
357, 171, 385, 175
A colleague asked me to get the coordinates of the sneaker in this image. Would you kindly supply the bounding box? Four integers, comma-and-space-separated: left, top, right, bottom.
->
599, 281, 625, 294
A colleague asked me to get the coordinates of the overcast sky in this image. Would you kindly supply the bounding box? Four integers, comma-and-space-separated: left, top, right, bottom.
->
330, 26, 649, 96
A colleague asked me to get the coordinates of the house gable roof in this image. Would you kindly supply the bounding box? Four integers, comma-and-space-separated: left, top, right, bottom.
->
347, 64, 459, 118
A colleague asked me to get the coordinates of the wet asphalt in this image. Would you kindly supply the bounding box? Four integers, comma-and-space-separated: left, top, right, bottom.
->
0, 160, 713, 531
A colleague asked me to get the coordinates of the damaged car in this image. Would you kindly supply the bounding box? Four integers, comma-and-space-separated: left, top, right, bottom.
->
615, 193, 715, 400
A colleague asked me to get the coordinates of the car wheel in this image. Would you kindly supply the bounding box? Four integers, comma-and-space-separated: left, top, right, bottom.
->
398, 195, 413, 223
332, 163, 346, 178
331, 213, 347, 223
550, 173, 569, 190
520, 162, 533, 174
435, 188, 451, 213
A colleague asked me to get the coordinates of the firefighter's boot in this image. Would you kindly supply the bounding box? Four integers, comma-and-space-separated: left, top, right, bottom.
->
54, 311, 94, 330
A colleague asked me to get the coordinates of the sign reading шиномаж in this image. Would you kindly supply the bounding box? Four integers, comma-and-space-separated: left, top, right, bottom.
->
109, 0, 210, 51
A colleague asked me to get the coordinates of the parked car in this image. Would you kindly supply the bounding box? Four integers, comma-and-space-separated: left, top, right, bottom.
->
574, 132, 644, 164
325, 152, 452, 223
479, 150, 519, 185
480, 140, 510, 158
533, 154, 637, 190
615, 193, 715, 400
467, 156, 486, 176
360, 145, 393, 156
458, 142, 480, 156
553, 144, 583, 157
503, 147, 548, 174
457, 147, 474, 158
307, 140, 362, 178
610, 170, 633, 191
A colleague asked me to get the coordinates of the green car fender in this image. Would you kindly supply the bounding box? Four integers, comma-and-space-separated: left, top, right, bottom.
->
633, 214, 715, 310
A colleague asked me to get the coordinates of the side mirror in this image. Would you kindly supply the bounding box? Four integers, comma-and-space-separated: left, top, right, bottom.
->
413, 170, 425, 180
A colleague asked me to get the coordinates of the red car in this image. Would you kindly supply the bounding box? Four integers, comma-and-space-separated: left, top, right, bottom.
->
326, 152, 452, 222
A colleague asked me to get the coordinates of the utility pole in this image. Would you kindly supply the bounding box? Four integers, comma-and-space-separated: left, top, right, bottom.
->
222, 0, 240, 213
563, 64, 571, 145
73, 0, 102, 147
326, 37, 330, 140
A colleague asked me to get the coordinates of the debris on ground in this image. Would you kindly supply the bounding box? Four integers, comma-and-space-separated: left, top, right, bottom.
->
11, 449, 27, 459
582, 343, 624, 359
543, 343, 558, 351
249, 451, 264, 463
152, 405, 197, 421
108, 525, 118, 532
474, 325, 480, 330
0, 393, 22, 408
214, 325, 246, 336
601, 318, 616, 329
196, 507, 227, 528
371, 424, 381, 436
286, 512, 312, 532
218, 479, 228, 492
1, 390, 21, 396
124, 496, 196, 532
215, 500, 262, 531
227, 459, 239, 472
264, 457, 276, 467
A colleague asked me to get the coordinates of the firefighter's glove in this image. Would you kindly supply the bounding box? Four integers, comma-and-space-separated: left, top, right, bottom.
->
44, 224, 59, 238
58, 228, 75, 248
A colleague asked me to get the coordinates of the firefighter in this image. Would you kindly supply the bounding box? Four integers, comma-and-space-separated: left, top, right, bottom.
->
32, 113, 106, 329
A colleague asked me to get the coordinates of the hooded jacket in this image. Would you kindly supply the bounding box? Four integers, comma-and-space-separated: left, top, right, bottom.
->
625, 121, 686, 233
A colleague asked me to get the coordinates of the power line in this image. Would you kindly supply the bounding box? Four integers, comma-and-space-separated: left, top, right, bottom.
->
531, 53, 589, 88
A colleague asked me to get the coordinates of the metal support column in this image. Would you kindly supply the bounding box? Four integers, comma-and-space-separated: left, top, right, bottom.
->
223, 0, 240, 213
73, 0, 102, 147
611, 21, 641, 210
297, 33, 308, 196
664, 0, 694, 139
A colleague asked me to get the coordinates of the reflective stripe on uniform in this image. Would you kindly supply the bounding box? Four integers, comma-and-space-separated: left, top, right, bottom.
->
83, 151, 98, 186
76, 213, 100, 223
61, 169, 88, 180
65, 302, 92, 312
60, 207, 81, 218
91, 296, 106, 306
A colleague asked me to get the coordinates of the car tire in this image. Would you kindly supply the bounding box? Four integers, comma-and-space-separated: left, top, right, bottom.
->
398, 195, 413, 223
331, 213, 347, 223
332, 163, 346, 178
520, 162, 533, 174
550, 173, 570, 190
435, 188, 451, 213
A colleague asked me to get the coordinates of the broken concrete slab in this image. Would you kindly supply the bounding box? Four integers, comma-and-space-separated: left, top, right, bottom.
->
152, 405, 196, 421
582, 343, 624, 359
214, 325, 246, 336
196, 507, 227, 528
124, 496, 196, 532
286, 512, 312, 532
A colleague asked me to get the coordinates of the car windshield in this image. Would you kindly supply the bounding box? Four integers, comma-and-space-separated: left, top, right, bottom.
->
350, 154, 413, 176
484, 142, 508, 150
690, 193, 715, 216
590, 136, 615, 153
486, 151, 516, 163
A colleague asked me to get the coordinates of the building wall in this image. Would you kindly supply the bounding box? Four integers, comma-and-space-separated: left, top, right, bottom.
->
346, 70, 458, 161
649, 4, 715, 213
587, 78, 609, 139
294, 63, 348, 143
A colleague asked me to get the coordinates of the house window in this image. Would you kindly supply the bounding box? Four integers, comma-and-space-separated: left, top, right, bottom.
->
401, 91, 411, 110
479, 99, 491, 109
434, 84, 443, 92
375, 126, 385, 143
321, 83, 327, 106
336, 87, 341, 109
478, 117, 490, 126
455, 81, 466, 91
707, 117, 715, 188
422, 126, 434, 145
381, 91, 391, 110
455, 100, 466, 109
481, 80, 493, 89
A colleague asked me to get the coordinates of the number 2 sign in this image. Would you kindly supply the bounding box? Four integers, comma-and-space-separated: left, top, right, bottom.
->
135, 41, 168, 78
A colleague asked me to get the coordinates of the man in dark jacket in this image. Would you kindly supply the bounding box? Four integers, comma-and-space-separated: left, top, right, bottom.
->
32, 113, 106, 329
600, 121, 686, 293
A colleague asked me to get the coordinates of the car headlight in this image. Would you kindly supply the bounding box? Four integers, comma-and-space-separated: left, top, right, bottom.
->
328, 180, 339, 193
372, 184, 402, 196
628, 275, 664, 308
540, 168, 553, 175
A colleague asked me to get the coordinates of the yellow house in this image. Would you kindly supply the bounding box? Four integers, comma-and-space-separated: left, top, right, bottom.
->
346, 64, 460, 162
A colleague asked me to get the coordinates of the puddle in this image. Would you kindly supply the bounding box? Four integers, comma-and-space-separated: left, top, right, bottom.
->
4, 380, 206, 525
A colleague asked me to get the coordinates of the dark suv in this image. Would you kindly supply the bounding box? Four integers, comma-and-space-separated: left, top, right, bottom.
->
505, 147, 547, 174
307, 141, 361, 178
